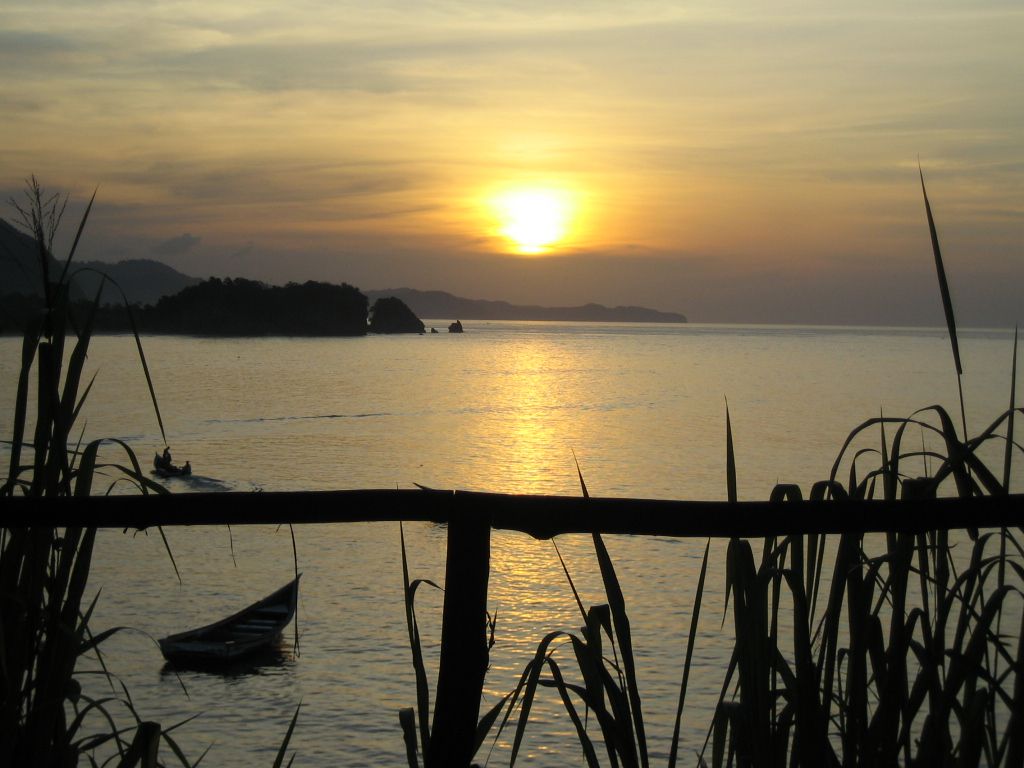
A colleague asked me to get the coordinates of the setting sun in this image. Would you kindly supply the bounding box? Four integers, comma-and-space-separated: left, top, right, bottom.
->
490, 187, 574, 255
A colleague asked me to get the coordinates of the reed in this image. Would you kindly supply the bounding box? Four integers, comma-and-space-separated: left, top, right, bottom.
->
1, 177, 172, 767
919, 164, 967, 440
472, 176, 1023, 766
702, 406, 1024, 767
1, 178, 302, 767
475, 464, 711, 768
475, 399, 1022, 766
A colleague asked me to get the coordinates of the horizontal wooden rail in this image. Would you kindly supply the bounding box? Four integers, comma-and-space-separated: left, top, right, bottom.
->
2, 489, 1022, 537
5, 488, 1022, 767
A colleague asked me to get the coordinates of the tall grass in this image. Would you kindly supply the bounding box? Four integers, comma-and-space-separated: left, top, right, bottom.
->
477, 464, 711, 768
473, 175, 1023, 766
477, 405, 1022, 767
701, 394, 1023, 766
0, 178, 313, 767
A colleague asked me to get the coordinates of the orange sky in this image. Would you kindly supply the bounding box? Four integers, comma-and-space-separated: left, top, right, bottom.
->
2, 1, 1022, 324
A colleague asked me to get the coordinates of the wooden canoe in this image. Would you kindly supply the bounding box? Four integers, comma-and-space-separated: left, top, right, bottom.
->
158, 575, 300, 664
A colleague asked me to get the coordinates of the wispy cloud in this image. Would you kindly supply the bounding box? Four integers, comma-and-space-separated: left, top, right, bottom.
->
152, 233, 201, 256
1, 0, 1021, 323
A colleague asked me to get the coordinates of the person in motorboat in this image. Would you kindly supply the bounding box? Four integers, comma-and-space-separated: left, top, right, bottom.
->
183, 461, 192, 475
161, 447, 172, 468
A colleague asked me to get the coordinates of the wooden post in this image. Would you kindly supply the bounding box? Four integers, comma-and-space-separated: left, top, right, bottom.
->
425, 503, 491, 768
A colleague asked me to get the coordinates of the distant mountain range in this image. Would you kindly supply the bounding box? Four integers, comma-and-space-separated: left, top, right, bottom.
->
364, 288, 686, 324
0, 218, 200, 306
73, 259, 203, 306
1, 217, 686, 323
0, 218, 76, 298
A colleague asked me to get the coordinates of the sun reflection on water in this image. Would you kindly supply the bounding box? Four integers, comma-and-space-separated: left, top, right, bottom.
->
457, 337, 593, 495
13, 326, 1021, 765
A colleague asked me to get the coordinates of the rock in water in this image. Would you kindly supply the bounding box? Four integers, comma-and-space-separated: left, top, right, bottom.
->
369, 296, 426, 334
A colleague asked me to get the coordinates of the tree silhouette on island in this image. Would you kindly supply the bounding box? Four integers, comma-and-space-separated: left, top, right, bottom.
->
18, 278, 429, 337
129, 277, 376, 336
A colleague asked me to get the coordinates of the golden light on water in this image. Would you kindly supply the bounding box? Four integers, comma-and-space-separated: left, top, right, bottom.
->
488, 185, 577, 255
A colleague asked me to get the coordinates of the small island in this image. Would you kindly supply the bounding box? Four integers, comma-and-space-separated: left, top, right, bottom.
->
369, 296, 426, 334
123, 277, 375, 336
1, 274, 425, 338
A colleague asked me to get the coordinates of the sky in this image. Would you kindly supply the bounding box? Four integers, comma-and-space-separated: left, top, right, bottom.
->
2, 0, 1022, 325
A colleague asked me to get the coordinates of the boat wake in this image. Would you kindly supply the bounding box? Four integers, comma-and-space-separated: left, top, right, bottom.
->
151, 472, 232, 492
206, 411, 391, 425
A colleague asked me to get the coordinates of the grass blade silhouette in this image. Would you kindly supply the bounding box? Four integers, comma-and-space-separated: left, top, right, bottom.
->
726, 400, 737, 504
271, 703, 301, 768
668, 539, 710, 768
56, 186, 97, 288
1003, 327, 1018, 492
400, 523, 433, 760
919, 163, 967, 439
574, 456, 648, 768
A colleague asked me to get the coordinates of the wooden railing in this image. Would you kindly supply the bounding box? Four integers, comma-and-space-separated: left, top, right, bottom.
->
5, 490, 1023, 766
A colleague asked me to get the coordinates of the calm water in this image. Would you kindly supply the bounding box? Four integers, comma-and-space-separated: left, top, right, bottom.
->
1, 322, 1019, 765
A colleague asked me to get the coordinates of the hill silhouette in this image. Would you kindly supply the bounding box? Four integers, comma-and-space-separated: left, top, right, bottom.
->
0, 218, 82, 299
0, 218, 196, 306
74, 259, 202, 306
364, 288, 686, 323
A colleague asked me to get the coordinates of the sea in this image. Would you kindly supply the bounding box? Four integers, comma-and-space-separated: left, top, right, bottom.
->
0, 321, 1019, 766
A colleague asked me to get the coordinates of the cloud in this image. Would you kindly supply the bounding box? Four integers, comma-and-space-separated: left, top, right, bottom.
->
1, 0, 1020, 325
152, 233, 201, 256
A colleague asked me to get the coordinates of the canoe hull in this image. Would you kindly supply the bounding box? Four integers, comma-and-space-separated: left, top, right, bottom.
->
159, 576, 300, 665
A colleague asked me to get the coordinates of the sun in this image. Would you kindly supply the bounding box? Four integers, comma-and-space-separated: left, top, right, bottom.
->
491, 187, 574, 255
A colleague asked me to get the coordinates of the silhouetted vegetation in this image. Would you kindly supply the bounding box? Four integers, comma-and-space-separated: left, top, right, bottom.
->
128, 277, 370, 336
2, 179, 303, 767
473, 395, 1022, 767
0, 292, 41, 335
2, 275, 435, 337
1, 177, 181, 765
